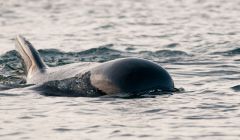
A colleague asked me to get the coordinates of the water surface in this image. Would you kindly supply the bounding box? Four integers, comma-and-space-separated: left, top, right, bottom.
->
0, 0, 240, 139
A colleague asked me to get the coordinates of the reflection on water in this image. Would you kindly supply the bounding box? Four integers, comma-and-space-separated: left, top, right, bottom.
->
1, 0, 240, 139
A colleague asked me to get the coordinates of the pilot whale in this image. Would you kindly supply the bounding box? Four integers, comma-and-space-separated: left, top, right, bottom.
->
15, 35, 175, 97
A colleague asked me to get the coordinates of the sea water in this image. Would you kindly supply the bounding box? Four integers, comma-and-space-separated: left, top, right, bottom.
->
0, 0, 240, 139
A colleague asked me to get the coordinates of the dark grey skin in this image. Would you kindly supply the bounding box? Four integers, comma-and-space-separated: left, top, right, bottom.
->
15, 35, 175, 97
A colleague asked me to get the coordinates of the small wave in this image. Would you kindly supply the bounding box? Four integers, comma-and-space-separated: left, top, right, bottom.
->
53, 128, 74, 132
139, 50, 191, 57
138, 50, 191, 63
226, 48, 240, 56
142, 109, 162, 113
213, 48, 240, 56
0, 93, 22, 97
101, 89, 177, 99
0, 84, 12, 90
164, 43, 181, 48
38, 46, 127, 66
231, 85, 240, 91
0, 132, 23, 137
155, 50, 191, 57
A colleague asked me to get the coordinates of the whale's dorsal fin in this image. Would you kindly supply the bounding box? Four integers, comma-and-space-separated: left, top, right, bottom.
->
15, 35, 47, 78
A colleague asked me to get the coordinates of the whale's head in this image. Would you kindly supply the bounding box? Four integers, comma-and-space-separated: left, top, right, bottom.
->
90, 58, 175, 94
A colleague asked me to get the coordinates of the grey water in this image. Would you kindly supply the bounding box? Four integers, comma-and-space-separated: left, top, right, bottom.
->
0, 0, 240, 139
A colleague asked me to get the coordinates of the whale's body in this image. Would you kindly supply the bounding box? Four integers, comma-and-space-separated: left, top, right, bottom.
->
15, 35, 175, 97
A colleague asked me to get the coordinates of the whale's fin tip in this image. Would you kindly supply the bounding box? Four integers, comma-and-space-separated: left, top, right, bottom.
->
15, 35, 47, 77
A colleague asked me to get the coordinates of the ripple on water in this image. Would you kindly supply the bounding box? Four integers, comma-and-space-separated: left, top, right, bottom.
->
0, 132, 23, 137
53, 128, 75, 132
231, 85, 240, 91
0, 92, 22, 97
140, 50, 191, 57
17, 116, 33, 120
142, 108, 162, 113
213, 48, 240, 56
1, 0, 240, 139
